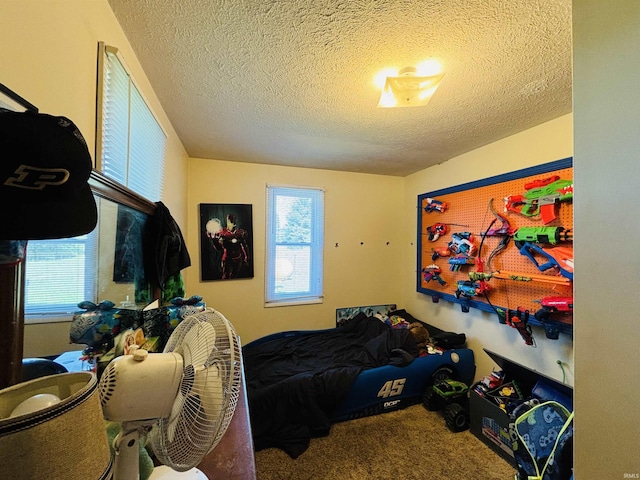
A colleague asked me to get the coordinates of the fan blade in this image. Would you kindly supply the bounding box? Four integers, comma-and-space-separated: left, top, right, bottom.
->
164, 364, 193, 443
180, 321, 216, 367
198, 359, 224, 421
166, 362, 226, 449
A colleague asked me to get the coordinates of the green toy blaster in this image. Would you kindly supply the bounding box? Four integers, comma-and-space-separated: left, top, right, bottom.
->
514, 226, 572, 245
505, 177, 573, 224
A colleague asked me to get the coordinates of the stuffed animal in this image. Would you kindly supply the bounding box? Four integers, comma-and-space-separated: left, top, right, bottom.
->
69, 300, 121, 349
407, 322, 430, 354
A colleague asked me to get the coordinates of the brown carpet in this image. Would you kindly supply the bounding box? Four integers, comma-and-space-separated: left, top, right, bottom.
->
255, 404, 515, 480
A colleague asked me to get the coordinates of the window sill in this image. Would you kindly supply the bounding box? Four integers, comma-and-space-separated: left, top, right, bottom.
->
25, 314, 73, 325
264, 298, 323, 308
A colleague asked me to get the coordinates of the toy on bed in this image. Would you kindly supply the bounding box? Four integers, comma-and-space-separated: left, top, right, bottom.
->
242, 306, 475, 458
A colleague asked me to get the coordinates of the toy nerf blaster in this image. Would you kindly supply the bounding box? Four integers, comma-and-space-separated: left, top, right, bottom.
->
426, 222, 470, 241
427, 223, 448, 241
469, 270, 572, 288
424, 197, 447, 213
422, 264, 446, 285
454, 280, 482, 299
532, 296, 573, 340
517, 242, 574, 280
506, 308, 535, 346
431, 246, 451, 261
449, 255, 476, 271
447, 232, 477, 256
534, 296, 574, 317
514, 226, 572, 245
505, 176, 573, 224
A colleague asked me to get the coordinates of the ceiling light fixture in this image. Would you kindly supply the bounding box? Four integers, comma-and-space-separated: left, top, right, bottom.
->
376, 62, 445, 108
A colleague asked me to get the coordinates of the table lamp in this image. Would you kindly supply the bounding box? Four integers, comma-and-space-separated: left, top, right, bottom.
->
0, 372, 112, 479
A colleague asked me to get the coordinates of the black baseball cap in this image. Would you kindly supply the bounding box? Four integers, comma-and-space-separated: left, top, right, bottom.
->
0, 109, 98, 240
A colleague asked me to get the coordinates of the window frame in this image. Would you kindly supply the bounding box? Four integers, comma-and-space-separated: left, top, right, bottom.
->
96, 41, 167, 201
265, 184, 325, 307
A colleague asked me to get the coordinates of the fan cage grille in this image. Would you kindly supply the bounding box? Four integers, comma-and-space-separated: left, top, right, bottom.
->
98, 362, 118, 408
148, 308, 242, 471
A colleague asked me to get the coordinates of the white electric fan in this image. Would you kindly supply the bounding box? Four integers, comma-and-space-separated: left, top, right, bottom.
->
98, 308, 242, 480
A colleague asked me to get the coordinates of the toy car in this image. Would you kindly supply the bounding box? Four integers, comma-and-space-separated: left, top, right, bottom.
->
422, 378, 470, 432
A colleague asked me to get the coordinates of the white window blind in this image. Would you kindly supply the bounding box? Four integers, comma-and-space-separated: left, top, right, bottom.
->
98, 42, 166, 200
265, 185, 324, 305
25, 233, 98, 319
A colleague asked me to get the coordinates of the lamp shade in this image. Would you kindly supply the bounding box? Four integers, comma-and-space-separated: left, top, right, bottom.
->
0, 372, 112, 480
378, 66, 445, 108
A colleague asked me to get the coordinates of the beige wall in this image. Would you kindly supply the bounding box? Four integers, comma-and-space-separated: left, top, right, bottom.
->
573, 1, 640, 476
2, 0, 189, 357
185, 159, 405, 344
401, 114, 575, 386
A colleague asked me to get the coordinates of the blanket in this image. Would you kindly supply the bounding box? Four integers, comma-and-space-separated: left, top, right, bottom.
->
243, 313, 419, 458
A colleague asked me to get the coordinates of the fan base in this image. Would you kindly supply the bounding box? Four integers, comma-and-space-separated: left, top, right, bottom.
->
148, 465, 208, 480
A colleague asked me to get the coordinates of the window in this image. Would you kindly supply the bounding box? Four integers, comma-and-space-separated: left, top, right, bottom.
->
25, 234, 98, 320
265, 185, 324, 306
96, 42, 166, 200
24, 43, 166, 321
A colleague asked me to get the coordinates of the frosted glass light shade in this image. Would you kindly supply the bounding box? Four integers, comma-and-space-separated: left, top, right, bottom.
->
377, 66, 445, 108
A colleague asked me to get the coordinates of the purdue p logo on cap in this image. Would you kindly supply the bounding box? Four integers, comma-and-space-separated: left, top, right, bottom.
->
4, 165, 71, 190
0, 109, 98, 240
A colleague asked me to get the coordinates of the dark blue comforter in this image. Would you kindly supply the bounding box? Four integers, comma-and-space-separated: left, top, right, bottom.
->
243, 314, 419, 458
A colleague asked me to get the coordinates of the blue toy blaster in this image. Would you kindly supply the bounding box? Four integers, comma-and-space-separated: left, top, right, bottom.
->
517, 242, 573, 281
448, 255, 476, 272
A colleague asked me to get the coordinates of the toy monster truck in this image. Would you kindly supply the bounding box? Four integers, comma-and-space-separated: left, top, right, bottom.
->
422, 379, 470, 432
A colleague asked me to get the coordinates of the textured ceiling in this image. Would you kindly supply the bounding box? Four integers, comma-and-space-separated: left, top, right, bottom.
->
107, 0, 572, 177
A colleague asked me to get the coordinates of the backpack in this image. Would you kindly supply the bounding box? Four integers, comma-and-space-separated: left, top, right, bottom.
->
510, 400, 574, 480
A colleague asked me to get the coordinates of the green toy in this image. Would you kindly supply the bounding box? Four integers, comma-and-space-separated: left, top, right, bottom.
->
422, 379, 470, 432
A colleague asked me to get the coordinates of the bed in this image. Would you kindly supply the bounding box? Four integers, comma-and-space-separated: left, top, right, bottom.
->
242, 306, 476, 458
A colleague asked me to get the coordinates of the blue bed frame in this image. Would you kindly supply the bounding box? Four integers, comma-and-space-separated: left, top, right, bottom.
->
244, 309, 476, 423
333, 347, 475, 421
